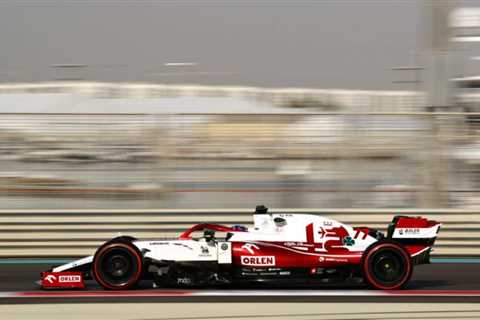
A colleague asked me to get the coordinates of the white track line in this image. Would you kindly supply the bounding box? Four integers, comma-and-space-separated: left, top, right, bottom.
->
1, 289, 480, 298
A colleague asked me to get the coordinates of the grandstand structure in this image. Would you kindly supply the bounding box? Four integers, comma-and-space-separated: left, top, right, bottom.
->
0, 81, 478, 210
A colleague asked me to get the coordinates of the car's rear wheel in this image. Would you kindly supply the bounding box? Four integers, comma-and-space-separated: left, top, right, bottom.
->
362, 241, 412, 290
92, 242, 143, 290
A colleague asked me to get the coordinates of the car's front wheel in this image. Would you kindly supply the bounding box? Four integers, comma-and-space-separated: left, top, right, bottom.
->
362, 241, 412, 290
92, 241, 143, 290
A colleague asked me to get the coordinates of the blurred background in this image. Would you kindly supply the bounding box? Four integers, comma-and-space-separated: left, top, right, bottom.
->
0, 0, 479, 210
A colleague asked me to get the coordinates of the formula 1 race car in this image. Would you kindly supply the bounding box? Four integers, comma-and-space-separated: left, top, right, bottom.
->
40, 206, 441, 290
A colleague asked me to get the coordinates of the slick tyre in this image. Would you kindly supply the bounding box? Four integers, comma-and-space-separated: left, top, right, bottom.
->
92, 241, 143, 290
362, 241, 412, 290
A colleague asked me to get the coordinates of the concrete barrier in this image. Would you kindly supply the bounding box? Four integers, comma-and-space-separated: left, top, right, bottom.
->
0, 208, 477, 257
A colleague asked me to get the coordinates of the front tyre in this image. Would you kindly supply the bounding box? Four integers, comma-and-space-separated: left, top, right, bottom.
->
92, 242, 143, 290
362, 241, 412, 290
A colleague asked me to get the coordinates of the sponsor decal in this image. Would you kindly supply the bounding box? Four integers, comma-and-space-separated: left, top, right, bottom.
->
325, 257, 348, 262
59, 275, 81, 283
241, 256, 276, 266
44, 274, 56, 284
221, 243, 229, 251
398, 228, 420, 235
241, 243, 260, 254
41, 272, 84, 289
342, 236, 355, 246
177, 277, 192, 285
277, 214, 293, 218
284, 241, 314, 248
198, 245, 213, 257
318, 256, 348, 263
317, 227, 326, 238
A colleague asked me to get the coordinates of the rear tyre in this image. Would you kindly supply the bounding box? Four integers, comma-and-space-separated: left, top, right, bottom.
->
92, 241, 143, 290
362, 241, 412, 290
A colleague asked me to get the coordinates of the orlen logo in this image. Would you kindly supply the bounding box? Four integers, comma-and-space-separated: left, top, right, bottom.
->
59, 275, 82, 283
398, 228, 420, 235
241, 256, 275, 266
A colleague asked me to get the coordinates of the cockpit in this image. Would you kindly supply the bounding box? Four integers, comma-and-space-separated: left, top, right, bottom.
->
178, 205, 307, 242
178, 205, 269, 242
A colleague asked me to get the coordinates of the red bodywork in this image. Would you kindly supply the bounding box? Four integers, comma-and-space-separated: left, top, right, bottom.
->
231, 241, 363, 268
179, 217, 439, 269
395, 216, 439, 228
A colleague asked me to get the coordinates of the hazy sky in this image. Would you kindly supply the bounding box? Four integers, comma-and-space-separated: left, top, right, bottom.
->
0, 0, 472, 90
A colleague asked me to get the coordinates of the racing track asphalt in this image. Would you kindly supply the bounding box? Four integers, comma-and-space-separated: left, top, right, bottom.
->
0, 262, 480, 304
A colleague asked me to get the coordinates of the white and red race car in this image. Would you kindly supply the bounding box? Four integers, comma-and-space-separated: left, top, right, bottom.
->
41, 206, 441, 290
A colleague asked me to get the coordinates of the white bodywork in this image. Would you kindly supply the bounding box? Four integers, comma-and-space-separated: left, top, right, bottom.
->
53, 240, 232, 272
135, 239, 232, 264
230, 213, 378, 252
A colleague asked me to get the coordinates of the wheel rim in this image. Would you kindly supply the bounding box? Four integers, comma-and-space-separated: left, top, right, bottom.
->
107, 254, 131, 277
368, 248, 407, 287
97, 247, 138, 286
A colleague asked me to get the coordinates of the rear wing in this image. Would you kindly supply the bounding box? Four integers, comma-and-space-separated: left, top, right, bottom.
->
387, 216, 441, 241
387, 216, 441, 264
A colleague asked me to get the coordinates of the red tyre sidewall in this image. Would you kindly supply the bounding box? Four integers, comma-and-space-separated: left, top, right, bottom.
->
93, 242, 143, 290
362, 242, 412, 290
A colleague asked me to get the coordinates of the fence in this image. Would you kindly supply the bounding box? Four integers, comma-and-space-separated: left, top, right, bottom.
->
0, 208, 477, 257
